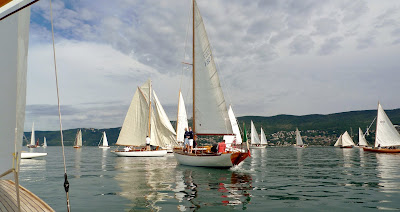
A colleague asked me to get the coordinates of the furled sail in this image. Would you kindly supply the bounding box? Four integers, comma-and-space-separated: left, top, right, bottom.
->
151, 91, 177, 147
193, 1, 232, 135
375, 103, 400, 147
0, 0, 30, 179
30, 122, 35, 145
116, 80, 150, 146
295, 128, 303, 146
341, 131, 355, 147
358, 128, 368, 146
250, 121, 260, 145
176, 91, 188, 142
102, 132, 108, 147
260, 127, 268, 145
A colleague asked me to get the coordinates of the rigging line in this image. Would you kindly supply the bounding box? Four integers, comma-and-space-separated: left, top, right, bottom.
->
0, 0, 40, 21
49, 0, 70, 211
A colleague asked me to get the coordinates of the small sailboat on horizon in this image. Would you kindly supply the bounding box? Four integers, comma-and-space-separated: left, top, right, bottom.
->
27, 122, 38, 148
249, 121, 265, 149
357, 127, 369, 147
73, 129, 83, 148
294, 128, 304, 148
363, 103, 400, 153
98, 131, 110, 149
334, 131, 355, 148
42, 137, 47, 148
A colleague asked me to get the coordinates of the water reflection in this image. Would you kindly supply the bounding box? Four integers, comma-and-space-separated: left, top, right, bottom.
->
74, 148, 82, 178
376, 154, 400, 193
20, 157, 46, 183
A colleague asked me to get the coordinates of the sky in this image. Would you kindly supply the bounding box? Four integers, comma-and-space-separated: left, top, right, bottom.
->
23, 0, 400, 131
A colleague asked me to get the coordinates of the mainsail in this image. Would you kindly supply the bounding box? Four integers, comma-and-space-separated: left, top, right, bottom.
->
341, 131, 355, 147
75, 129, 82, 146
295, 128, 303, 146
260, 127, 268, 145
176, 91, 188, 142
250, 121, 260, 145
358, 128, 368, 146
0, 0, 30, 179
193, 0, 232, 135
375, 103, 400, 147
43, 137, 47, 147
30, 122, 35, 146
102, 132, 108, 147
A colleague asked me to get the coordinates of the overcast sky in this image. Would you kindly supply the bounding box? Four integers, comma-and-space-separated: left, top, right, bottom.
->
25, 0, 400, 131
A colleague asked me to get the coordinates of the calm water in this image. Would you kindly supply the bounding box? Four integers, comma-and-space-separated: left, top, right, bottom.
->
19, 146, 400, 211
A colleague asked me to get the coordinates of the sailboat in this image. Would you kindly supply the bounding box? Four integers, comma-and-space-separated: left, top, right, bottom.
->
0, 1, 53, 210
363, 103, 400, 153
357, 128, 369, 147
73, 129, 83, 148
98, 131, 110, 149
294, 128, 304, 148
334, 131, 355, 148
27, 122, 37, 148
260, 127, 268, 147
43, 137, 47, 148
223, 105, 243, 148
112, 79, 177, 157
250, 121, 265, 149
173, 0, 249, 168
176, 91, 189, 147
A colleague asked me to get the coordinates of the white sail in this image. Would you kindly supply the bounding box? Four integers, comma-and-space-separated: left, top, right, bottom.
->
151, 91, 177, 148
295, 128, 303, 146
358, 128, 368, 146
0, 0, 30, 179
43, 137, 47, 147
176, 91, 188, 142
102, 132, 108, 147
334, 134, 342, 147
193, 1, 232, 135
75, 129, 82, 146
260, 127, 268, 145
341, 131, 355, 147
116, 80, 150, 146
228, 105, 242, 144
250, 121, 260, 145
375, 103, 400, 147
30, 122, 35, 145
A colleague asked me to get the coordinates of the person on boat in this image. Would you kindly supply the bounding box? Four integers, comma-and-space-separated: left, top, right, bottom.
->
218, 140, 226, 153
184, 128, 190, 152
188, 127, 194, 153
146, 136, 151, 151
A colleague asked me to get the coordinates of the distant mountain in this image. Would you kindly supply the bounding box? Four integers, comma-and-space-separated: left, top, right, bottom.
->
24, 108, 400, 146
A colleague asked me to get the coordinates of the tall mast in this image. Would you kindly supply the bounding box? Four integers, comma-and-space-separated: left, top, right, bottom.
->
176, 90, 181, 140
192, 0, 196, 134
375, 101, 379, 147
148, 80, 152, 137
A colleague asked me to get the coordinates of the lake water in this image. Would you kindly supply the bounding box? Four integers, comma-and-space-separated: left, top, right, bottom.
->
19, 146, 400, 211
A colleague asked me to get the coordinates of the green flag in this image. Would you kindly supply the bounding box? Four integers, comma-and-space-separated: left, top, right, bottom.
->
243, 123, 248, 143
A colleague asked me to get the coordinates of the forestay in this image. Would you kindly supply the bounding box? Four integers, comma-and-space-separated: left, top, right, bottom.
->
176, 91, 188, 142
251, 121, 260, 145
260, 127, 268, 145
193, 1, 232, 135
375, 103, 400, 147
358, 128, 368, 146
0, 0, 30, 179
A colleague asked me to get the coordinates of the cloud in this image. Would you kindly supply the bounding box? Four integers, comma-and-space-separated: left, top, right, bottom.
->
318, 36, 343, 55
289, 35, 314, 54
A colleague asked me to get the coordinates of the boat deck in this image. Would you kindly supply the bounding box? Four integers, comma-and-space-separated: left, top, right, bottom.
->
0, 180, 54, 212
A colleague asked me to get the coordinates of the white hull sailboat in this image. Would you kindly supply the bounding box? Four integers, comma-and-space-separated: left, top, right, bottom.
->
27, 122, 37, 148
294, 128, 304, 148
363, 103, 400, 153
112, 80, 176, 157
249, 121, 265, 149
21, 152, 47, 159
73, 129, 82, 148
334, 131, 355, 148
42, 137, 47, 148
173, 0, 249, 168
1, 1, 54, 210
98, 131, 110, 149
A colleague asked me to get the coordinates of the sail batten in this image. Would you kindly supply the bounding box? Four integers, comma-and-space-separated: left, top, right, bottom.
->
193, 1, 232, 135
375, 103, 400, 147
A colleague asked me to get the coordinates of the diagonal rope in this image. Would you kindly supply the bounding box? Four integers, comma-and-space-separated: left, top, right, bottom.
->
49, 0, 70, 211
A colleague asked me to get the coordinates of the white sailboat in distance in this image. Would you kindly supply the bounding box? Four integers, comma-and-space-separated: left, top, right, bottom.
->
260, 127, 268, 147
363, 103, 400, 153
73, 129, 83, 148
27, 122, 37, 148
334, 131, 355, 148
98, 131, 110, 149
173, 0, 249, 168
250, 121, 264, 149
294, 128, 304, 148
358, 128, 369, 147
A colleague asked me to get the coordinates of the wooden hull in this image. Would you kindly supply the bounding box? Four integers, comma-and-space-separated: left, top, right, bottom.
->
73, 146, 81, 148
174, 151, 249, 168
21, 152, 47, 159
99, 146, 110, 149
363, 147, 400, 153
112, 150, 167, 157
249, 145, 266, 149
339, 146, 353, 148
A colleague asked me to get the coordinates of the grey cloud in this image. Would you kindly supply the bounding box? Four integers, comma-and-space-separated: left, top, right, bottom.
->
340, 0, 369, 22
318, 37, 343, 55
289, 35, 314, 55
313, 18, 339, 35
356, 32, 375, 49
26, 104, 78, 116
